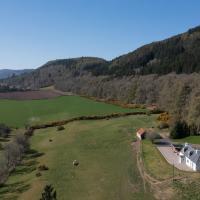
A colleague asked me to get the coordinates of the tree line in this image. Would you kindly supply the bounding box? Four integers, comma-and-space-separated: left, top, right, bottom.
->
0, 132, 29, 185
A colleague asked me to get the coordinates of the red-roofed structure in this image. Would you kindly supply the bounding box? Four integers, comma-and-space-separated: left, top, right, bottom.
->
136, 128, 146, 140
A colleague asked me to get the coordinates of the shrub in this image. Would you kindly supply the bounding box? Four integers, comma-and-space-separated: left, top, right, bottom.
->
36, 172, 42, 177
40, 184, 57, 200
157, 112, 170, 122
158, 122, 169, 129
0, 124, 11, 138
170, 120, 189, 139
38, 165, 49, 171
57, 126, 65, 131
146, 110, 151, 116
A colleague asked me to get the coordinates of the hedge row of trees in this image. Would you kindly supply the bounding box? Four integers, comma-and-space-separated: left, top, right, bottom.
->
0, 134, 29, 185
170, 120, 200, 139
0, 123, 11, 138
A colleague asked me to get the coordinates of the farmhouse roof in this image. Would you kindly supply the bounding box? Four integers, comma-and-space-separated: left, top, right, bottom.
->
180, 143, 200, 164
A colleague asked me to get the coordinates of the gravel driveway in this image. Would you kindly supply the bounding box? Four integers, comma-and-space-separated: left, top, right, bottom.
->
156, 139, 192, 171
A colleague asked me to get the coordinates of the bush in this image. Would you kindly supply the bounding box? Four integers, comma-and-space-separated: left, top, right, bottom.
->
36, 172, 42, 177
0, 124, 11, 138
157, 112, 170, 122
146, 110, 151, 116
158, 122, 169, 129
170, 120, 189, 139
40, 184, 57, 200
57, 126, 65, 131
38, 165, 49, 171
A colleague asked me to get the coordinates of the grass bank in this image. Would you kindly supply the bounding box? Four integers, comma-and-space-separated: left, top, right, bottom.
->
141, 140, 183, 180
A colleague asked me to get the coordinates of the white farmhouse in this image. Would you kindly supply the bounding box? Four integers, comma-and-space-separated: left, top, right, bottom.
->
179, 143, 200, 171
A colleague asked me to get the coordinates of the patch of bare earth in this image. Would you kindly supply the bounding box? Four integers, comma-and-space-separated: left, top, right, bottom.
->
0, 90, 66, 100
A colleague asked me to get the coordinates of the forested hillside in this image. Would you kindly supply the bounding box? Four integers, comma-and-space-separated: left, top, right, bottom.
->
109, 26, 200, 75
1, 26, 200, 128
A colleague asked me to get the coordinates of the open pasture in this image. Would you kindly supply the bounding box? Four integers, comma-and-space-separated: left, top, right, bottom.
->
0, 115, 156, 200
0, 96, 142, 127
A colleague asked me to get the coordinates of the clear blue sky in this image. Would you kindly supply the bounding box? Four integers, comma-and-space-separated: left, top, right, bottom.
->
0, 0, 200, 69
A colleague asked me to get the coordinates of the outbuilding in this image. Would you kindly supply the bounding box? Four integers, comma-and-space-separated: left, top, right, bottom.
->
136, 128, 146, 140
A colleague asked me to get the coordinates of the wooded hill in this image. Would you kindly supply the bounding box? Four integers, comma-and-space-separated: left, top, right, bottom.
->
1, 26, 200, 129
3, 25, 200, 86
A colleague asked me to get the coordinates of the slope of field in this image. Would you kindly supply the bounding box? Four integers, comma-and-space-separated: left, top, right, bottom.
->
0, 96, 142, 127
0, 115, 156, 200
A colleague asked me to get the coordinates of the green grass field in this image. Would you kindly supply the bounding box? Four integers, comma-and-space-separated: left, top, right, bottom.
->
0, 115, 156, 200
0, 96, 143, 127
174, 136, 200, 144
142, 140, 177, 180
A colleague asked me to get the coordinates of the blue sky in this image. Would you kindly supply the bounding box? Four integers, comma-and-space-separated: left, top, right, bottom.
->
0, 0, 200, 69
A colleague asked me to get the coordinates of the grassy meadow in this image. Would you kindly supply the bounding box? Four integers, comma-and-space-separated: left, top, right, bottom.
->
0, 115, 157, 200
0, 96, 143, 127
174, 136, 200, 144
141, 140, 182, 180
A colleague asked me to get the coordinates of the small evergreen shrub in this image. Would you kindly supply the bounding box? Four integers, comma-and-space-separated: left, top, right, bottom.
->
57, 126, 65, 131
170, 120, 189, 139
40, 185, 57, 200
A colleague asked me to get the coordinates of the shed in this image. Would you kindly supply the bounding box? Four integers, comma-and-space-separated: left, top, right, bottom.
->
136, 128, 146, 140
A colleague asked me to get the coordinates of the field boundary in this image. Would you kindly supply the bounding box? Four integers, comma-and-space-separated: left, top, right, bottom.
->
25, 111, 155, 135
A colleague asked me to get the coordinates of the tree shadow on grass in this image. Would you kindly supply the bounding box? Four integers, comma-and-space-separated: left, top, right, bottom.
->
0, 181, 30, 195
1, 195, 18, 200
25, 149, 45, 160
11, 160, 38, 176
9, 149, 43, 176
0, 138, 9, 142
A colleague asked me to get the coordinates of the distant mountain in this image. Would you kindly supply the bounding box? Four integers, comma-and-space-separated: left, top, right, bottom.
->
0, 69, 34, 79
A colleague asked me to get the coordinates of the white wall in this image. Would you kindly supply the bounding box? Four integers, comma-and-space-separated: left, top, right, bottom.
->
186, 157, 196, 171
